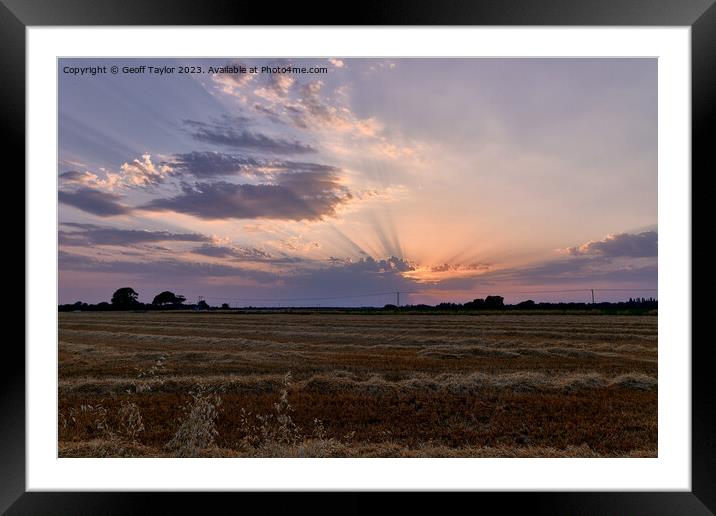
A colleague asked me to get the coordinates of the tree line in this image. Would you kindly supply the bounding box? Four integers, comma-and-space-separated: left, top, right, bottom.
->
59, 287, 206, 312
59, 288, 657, 313
384, 295, 657, 312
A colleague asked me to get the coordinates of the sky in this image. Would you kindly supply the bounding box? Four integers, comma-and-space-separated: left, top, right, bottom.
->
58, 58, 657, 306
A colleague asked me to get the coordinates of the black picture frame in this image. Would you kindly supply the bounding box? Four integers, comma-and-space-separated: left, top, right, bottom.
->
4, 0, 710, 513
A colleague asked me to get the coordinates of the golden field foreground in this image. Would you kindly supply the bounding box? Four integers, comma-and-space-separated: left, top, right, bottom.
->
58, 311, 657, 458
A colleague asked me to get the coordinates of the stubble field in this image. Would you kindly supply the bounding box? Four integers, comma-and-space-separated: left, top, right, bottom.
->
58, 311, 657, 458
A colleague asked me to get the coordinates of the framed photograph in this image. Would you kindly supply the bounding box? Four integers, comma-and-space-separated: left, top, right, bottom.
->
6, 0, 711, 512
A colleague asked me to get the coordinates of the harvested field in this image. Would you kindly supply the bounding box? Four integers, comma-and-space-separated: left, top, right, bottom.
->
58, 312, 657, 457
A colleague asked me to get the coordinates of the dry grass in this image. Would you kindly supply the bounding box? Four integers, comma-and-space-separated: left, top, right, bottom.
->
165, 385, 222, 457
58, 312, 657, 457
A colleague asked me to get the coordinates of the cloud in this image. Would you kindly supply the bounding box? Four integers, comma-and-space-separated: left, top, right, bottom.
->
167, 152, 260, 177
244, 77, 383, 138
211, 61, 254, 97
494, 258, 658, 285
57, 248, 419, 304
141, 170, 351, 221
292, 80, 383, 136
280, 256, 416, 301
330, 256, 415, 274
267, 70, 295, 97
328, 58, 345, 69
184, 116, 316, 154
59, 170, 122, 190
280, 236, 321, 253
59, 223, 211, 246
118, 153, 173, 186
285, 81, 352, 131
430, 263, 491, 273
254, 104, 283, 123
191, 243, 272, 260
165, 151, 339, 178
457, 231, 659, 288
254, 73, 295, 102
59, 153, 172, 191
566, 231, 657, 258
482, 255, 656, 287
366, 60, 397, 74
58, 250, 278, 282
58, 188, 132, 217
212, 60, 297, 102
60, 170, 100, 186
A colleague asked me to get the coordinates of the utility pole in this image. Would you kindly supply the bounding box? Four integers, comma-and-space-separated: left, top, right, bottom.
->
396, 291, 400, 307
591, 289, 595, 304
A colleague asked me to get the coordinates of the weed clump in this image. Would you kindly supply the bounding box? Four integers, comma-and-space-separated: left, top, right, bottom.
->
60, 404, 110, 440
239, 372, 302, 449
166, 385, 223, 457
118, 401, 145, 442
129, 355, 167, 394
234, 372, 356, 457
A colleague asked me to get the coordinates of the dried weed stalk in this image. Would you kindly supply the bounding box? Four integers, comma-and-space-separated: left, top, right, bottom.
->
166, 385, 223, 457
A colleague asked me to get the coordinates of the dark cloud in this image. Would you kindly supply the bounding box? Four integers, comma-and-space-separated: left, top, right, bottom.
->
332, 256, 415, 274
279, 256, 416, 303
567, 231, 657, 258
273, 82, 329, 130
456, 232, 658, 289
254, 104, 283, 123
184, 115, 252, 127
184, 116, 316, 154
58, 250, 278, 282
285, 105, 309, 129
59, 170, 94, 184
59, 245, 491, 305
277, 161, 339, 173
142, 171, 351, 221
191, 243, 271, 260
166, 151, 338, 178
481, 255, 657, 286
167, 152, 260, 177
58, 188, 132, 217
299, 81, 332, 121
59, 223, 211, 246
283, 80, 354, 131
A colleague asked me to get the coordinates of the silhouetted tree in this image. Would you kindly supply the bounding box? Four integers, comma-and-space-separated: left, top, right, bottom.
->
152, 291, 186, 306
111, 287, 139, 307
464, 298, 486, 309
221, 303, 230, 309
516, 299, 535, 309
484, 295, 505, 309
196, 300, 209, 310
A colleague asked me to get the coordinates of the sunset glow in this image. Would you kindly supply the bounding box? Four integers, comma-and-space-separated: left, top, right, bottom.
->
58, 58, 657, 305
